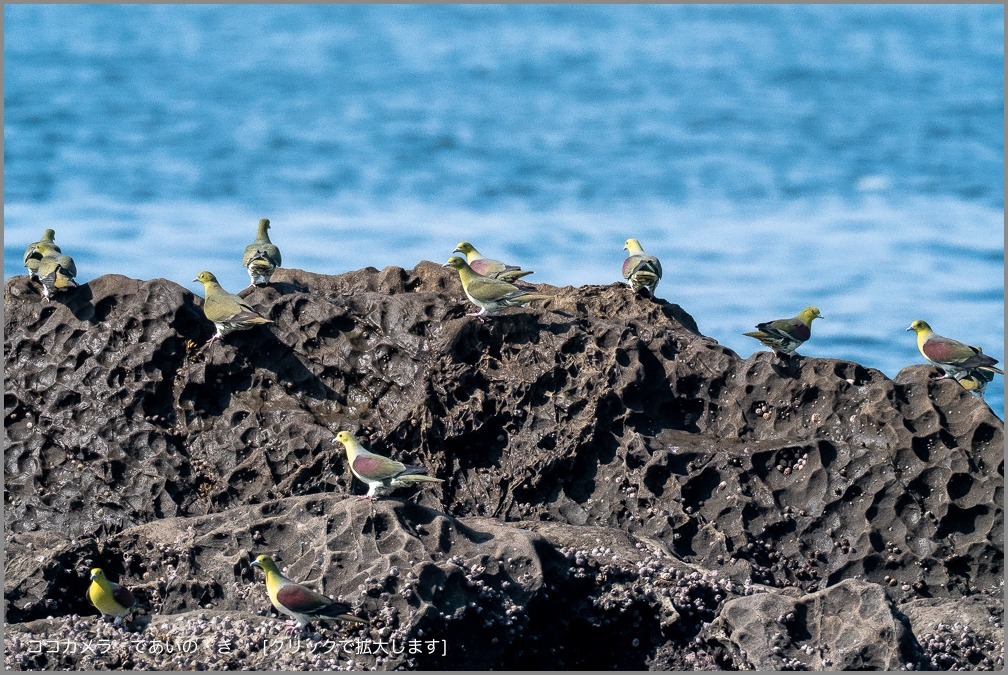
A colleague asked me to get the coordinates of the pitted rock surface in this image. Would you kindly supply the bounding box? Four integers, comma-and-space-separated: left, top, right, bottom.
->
4, 265, 1003, 670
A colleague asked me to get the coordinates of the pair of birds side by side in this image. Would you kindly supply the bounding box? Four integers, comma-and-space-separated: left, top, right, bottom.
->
23, 228, 78, 300
446, 242, 551, 320
192, 217, 283, 345
87, 560, 368, 635
741, 306, 1003, 397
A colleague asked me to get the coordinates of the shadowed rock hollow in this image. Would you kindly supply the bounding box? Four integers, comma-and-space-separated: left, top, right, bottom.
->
4, 264, 1003, 670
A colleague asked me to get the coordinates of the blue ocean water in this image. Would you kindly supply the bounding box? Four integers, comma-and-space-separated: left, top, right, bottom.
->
4, 5, 1004, 419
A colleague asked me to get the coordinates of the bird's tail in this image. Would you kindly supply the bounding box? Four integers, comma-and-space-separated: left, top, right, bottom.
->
395, 474, 444, 485
318, 602, 369, 625
743, 330, 768, 339
977, 365, 1004, 376
518, 293, 552, 303
499, 269, 535, 282
334, 612, 369, 626
633, 271, 660, 284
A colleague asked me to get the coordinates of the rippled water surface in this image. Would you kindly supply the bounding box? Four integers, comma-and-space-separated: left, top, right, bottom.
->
5, 5, 1004, 417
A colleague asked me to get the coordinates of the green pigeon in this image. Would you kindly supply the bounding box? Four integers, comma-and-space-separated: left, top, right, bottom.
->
250, 555, 367, 635
34, 242, 78, 300
453, 241, 534, 282
24, 228, 62, 280
334, 430, 443, 500
906, 320, 1003, 381
956, 366, 996, 398
88, 568, 139, 626
242, 218, 283, 287
193, 271, 273, 344
444, 256, 551, 320
745, 306, 823, 357
622, 238, 663, 296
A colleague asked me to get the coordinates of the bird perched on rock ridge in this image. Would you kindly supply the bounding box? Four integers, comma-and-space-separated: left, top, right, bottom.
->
33, 242, 78, 300
906, 320, 1003, 383
250, 554, 367, 634
453, 241, 534, 282
193, 271, 273, 344
335, 430, 443, 500
88, 568, 139, 626
24, 228, 61, 280
622, 238, 663, 296
744, 306, 823, 357
242, 218, 283, 287
444, 256, 550, 320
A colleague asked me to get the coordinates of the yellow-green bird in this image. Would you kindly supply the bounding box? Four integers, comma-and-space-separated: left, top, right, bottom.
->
242, 218, 283, 287
250, 554, 367, 634
745, 306, 823, 357
88, 568, 139, 626
906, 320, 1003, 381
193, 271, 273, 344
34, 242, 78, 300
23, 228, 61, 280
444, 256, 550, 320
453, 241, 534, 282
335, 430, 443, 500
957, 366, 995, 398
622, 238, 663, 296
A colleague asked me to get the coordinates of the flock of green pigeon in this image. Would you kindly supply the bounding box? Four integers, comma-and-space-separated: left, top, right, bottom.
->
21, 218, 1003, 632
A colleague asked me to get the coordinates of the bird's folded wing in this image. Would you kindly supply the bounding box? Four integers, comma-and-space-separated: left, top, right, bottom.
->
242, 245, 260, 267
111, 583, 136, 609
466, 276, 518, 302
244, 245, 281, 267
58, 256, 78, 278
354, 453, 406, 480
470, 258, 519, 277
276, 583, 331, 614
921, 337, 998, 370
624, 255, 662, 280
761, 319, 809, 341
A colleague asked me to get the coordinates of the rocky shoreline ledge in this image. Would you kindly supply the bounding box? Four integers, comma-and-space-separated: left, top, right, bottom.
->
4, 264, 1003, 670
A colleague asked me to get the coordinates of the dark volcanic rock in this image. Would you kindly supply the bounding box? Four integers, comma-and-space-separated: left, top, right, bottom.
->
4, 265, 1003, 670
705, 578, 922, 669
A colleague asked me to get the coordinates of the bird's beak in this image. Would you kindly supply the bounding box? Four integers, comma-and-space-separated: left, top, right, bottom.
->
452, 248, 462, 255
250, 560, 260, 569
192, 277, 199, 283
442, 262, 452, 268
905, 326, 913, 332
90, 573, 98, 580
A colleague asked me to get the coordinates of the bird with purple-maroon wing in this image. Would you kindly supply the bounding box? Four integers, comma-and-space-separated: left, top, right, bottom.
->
334, 431, 443, 500
907, 320, 1003, 385
250, 555, 366, 635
